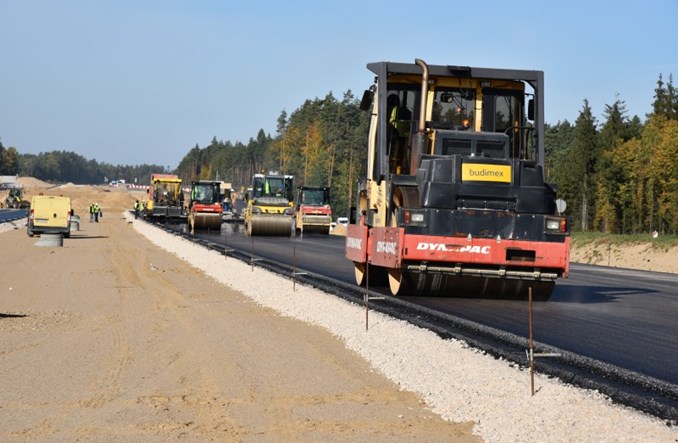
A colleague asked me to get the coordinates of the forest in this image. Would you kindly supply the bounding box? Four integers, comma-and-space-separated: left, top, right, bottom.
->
1, 75, 676, 235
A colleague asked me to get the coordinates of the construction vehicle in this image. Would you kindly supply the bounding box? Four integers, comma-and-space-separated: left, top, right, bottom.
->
5, 187, 30, 209
27, 195, 72, 238
244, 172, 294, 236
144, 173, 185, 221
294, 186, 332, 234
188, 180, 223, 233
345, 59, 570, 300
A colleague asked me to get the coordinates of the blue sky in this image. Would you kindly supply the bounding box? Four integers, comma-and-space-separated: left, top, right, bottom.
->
1, 0, 676, 168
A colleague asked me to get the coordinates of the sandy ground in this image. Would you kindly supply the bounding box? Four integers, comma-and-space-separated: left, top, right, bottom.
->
0, 183, 477, 441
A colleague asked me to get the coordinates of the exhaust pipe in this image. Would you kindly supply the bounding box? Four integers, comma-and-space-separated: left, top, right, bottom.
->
410, 58, 429, 175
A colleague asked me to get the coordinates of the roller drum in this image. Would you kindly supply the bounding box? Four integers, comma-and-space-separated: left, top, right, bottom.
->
388, 269, 555, 301
299, 224, 330, 235
247, 215, 292, 236
191, 212, 222, 231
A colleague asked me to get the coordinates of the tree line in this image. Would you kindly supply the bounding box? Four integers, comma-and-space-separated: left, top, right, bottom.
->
546, 74, 677, 235
0, 145, 166, 187
175, 76, 677, 235
1, 74, 676, 235
175, 91, 369, 219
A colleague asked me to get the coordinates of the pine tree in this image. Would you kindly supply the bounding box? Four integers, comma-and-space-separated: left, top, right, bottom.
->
568, 99, 599, 231
651, 74, 677, 119
594, 97, 632, 232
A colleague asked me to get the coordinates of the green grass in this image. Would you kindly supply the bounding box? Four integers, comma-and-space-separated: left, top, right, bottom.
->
571, 231, 678, 252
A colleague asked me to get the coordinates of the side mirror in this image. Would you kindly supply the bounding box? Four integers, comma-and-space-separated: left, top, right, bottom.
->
359, 88, 374, 111
527, 98, 534, 121
440, 92, 454, 103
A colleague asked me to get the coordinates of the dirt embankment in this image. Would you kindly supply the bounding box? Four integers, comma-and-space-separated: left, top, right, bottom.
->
569, 241, 677, 274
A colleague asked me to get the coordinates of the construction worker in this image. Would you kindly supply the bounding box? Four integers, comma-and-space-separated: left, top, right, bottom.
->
94, 202, 100, 223
89, 203, 95, 222
387, 93, 412, 173
134, 200, 141, 219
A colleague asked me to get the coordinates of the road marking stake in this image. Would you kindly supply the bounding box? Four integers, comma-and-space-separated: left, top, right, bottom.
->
527, 286, 561, 396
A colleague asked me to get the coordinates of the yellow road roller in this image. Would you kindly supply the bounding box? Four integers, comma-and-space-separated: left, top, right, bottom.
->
244, 172, 294, 236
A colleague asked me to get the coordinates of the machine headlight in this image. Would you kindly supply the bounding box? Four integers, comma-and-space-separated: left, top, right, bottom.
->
251, 206, 262, 215
283, 207, 294, 215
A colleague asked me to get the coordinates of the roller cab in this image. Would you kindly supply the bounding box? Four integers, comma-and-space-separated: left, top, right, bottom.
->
346, 60, 570, 300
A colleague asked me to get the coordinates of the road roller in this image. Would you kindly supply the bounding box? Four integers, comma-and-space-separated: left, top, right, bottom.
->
244, 172, 294, 236
345, 59, 570, 301
188, 180, 223, 234
294, 186, 332, 234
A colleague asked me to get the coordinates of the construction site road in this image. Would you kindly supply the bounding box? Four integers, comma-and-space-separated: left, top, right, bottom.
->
0, 203, 476, 441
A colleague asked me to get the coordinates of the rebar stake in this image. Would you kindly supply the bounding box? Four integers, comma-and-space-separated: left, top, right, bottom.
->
527, 285, 561, 397
529, 286, 534, 396
250, 236, 254, 272
365, 262, 369, 331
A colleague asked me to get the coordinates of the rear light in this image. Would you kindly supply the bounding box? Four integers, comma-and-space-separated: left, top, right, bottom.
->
403, 209, 426, 227
545, 216, 568, 234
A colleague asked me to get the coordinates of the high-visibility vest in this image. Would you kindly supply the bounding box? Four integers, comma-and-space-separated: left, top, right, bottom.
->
390, 106, 411, 136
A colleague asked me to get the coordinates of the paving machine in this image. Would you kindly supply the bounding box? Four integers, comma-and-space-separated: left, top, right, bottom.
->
294, 186, 332, 234
244, 172, 294, 236
188, 180, 223, 233
345, 59, 570, 300
145, 173, 186, 221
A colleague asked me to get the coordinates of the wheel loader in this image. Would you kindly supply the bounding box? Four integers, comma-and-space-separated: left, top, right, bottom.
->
5, 187, 30, 209
244, 172, 294, 236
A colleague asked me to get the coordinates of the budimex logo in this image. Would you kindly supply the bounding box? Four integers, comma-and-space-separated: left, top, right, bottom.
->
461, 163, 512, 183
